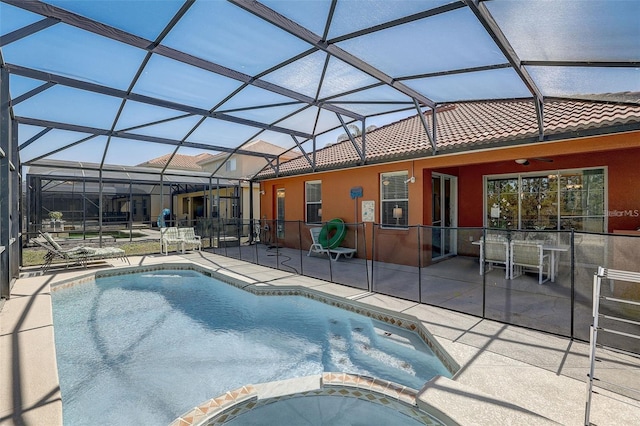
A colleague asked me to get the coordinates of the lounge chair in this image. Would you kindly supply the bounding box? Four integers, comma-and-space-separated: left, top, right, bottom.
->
307, 227, 329, 257
307, 225, 356, 261
37, 232, 129, 272
179, 227, 201, 252
34, 239, 86, 271
160, 227, 184, 255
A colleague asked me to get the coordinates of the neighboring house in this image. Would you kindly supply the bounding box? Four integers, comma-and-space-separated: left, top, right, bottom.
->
256, 98, 640, 263
137, 152, 215, 171
199, 139, 300, 179
140, 140, 298, 225
136, 153, 215, 225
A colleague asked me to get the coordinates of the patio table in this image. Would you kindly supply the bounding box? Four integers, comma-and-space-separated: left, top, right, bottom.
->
543, 244, 569, 282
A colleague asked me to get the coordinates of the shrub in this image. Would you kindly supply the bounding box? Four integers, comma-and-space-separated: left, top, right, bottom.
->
48, 211, 63, 221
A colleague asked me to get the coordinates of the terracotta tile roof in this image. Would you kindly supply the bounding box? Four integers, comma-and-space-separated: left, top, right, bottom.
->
198, 139, 300, 165
263, 99, 640, 177
138, 153, 209, 171
194, 153, 215, 164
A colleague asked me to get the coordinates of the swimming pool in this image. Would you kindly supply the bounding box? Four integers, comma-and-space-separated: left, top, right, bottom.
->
52, 268, 452, 425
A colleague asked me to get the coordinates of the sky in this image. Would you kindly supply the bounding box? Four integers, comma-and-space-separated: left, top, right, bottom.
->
1, 0, 638, 168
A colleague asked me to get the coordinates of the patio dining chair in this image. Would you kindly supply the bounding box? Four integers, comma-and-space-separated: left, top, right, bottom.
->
510, 240, 550, 284
479, 236, 510, 279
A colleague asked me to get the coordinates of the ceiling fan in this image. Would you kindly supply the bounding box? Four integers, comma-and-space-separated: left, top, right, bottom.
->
515, 158, 553, 166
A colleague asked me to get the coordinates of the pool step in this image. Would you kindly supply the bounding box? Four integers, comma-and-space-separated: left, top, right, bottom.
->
326, 318, 417, 378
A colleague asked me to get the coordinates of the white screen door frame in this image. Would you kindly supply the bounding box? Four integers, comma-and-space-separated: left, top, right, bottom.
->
432, 173, 458, 260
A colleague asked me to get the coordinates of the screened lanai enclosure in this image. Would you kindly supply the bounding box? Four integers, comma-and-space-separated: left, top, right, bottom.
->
1, 0, 639, 303
25, 160, 252, 237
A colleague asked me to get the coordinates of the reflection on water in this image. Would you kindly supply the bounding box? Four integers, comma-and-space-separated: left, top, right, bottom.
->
52, 270, 450, 425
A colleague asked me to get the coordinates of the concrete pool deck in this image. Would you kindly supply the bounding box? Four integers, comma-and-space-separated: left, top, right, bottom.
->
1, 251, 639, 425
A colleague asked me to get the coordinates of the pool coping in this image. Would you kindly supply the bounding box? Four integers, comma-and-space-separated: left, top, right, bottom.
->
169, 373, 453, 426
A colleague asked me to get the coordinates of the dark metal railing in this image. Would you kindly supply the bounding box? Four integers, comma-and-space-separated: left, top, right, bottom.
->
206, 220, 640, 354
23, 218, 640, 354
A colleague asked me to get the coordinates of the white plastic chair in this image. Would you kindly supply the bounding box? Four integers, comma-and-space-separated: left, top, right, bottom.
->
179, 227, 201, 252
161, 227, 184, 255
307, 227, 329, 257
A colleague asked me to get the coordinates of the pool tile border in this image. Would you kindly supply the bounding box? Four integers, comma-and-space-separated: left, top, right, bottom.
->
171, 373, 445, 426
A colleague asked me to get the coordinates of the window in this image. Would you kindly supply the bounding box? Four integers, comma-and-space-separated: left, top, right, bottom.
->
381, 171, 408, 227
485, 168, 606, 232
305, 181, 322, 223
559, 169, 605, 232
486, 177, 520, 229
276, 188, 285, 238
225, 158, 236, 172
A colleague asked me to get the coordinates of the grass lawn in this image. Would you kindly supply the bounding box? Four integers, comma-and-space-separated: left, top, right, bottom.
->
22, 239, 214, 267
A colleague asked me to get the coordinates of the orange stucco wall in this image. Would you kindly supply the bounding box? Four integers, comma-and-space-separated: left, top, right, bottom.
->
260, 131, 640, 261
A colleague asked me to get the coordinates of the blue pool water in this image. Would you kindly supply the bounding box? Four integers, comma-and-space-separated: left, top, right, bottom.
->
52, 270, 451, 425
223, 395, 428, 426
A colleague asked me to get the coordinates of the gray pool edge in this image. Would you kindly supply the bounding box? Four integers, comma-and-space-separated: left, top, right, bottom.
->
169, 373, 456, 426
